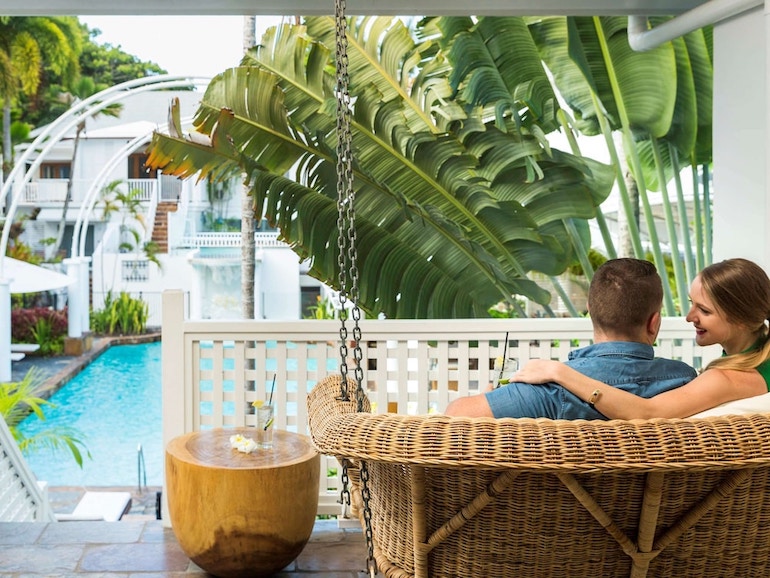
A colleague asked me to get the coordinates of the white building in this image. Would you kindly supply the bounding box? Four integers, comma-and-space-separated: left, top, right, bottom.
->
9, 87, 331, 326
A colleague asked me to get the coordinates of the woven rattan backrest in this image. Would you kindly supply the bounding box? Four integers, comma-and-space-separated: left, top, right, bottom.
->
308, 375, 770, 578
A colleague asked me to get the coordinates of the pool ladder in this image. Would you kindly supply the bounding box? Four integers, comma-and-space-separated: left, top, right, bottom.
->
137, 444, 147, 491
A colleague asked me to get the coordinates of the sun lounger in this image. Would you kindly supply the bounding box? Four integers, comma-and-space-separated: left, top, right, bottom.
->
55, 491, 133, 522
11, 344, 40, 353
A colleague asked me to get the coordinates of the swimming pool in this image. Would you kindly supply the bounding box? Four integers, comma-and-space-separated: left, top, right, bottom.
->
19, 341, 163, 487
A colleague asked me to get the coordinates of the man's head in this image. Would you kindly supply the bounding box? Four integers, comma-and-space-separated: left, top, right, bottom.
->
587, 258, 663, 343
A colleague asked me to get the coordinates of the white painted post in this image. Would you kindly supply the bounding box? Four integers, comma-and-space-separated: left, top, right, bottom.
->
0, 279, 11, 382
79, 257, 91, 332
64, 258, 82, 338
162, 289, 187, 526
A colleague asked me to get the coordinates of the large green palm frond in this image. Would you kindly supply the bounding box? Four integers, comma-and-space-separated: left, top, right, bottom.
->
436, 16, 560, 133
148, 17, 614, 318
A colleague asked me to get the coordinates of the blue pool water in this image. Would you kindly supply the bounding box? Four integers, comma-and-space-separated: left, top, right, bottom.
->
19, 342, 163, 487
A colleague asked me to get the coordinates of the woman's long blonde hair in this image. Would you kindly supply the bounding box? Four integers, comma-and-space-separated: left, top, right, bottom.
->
702, 258, 770, 371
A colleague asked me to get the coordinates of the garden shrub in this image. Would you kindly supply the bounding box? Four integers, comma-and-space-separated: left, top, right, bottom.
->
11, 307, 68, 354
90, 291, 148, 335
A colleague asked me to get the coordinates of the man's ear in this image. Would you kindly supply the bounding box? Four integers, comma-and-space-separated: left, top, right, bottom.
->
647, 310, 662, 341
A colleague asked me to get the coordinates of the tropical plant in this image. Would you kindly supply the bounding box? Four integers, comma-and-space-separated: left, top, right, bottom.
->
305, 294, 338, 320
0, 367, 90, 467
147, 16, 615, 319
528, 16, 713, 314
30, 317, 65, 356
11, 307, 68, 345
24, 20, 168, 128
91, 290, 148, 335
95, 179, 163, 294
0, 16, 82, 173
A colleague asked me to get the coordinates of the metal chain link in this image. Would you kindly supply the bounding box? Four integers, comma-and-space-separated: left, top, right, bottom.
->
333, 0, 376, 574
337, 459, 350, 518
359, 461, 377, 577
335, 0, 353, 403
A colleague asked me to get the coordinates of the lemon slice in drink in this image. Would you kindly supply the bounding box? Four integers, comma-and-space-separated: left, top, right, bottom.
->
252, 400, 264, 408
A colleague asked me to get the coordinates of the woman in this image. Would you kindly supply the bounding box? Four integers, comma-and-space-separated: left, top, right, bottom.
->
513, 258, 770, 419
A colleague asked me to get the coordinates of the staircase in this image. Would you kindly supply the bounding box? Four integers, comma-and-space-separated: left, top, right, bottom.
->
151, 201, 178, 253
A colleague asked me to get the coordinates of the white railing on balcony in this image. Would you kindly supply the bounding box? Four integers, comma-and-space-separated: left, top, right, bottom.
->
178, 231, 285, 249
20, 177, 161, 206
22, 179, 70, 203
125, 178, 157, 202
161, 290, 721, 516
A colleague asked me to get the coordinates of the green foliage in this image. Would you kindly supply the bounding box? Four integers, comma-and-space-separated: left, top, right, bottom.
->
99, 180, 163, 270
148, 17, 615, 319
566, 248, 608, 277
6, 216, 42, 264
91, 291, 148, 336
11, 307, 68, 352
487, 299, 527, 318
305, 295, 337, 320
18, 19, 167, 128
201, 212, 241, 232
0, 367, 90, 467
30, 317, 64, 356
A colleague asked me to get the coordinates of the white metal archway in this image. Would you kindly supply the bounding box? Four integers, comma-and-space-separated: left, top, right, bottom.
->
0, 74, 208, 381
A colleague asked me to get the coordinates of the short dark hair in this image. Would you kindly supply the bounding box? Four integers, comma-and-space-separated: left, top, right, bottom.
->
587, 258, 663, 335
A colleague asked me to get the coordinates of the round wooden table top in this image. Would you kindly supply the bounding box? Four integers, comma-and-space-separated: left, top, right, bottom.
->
166, 428, 318, 470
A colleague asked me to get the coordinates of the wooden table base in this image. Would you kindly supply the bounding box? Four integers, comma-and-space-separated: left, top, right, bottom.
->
166, 428, 320, 578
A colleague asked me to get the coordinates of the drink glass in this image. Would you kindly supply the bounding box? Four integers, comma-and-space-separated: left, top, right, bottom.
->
493, 358, 519, 388
256, 404, 275, 449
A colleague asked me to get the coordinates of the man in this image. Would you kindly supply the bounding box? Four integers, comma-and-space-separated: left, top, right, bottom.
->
445, 258, 698, 418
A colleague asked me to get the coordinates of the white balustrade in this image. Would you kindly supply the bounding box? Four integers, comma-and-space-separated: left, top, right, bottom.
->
178, 231, 283, 249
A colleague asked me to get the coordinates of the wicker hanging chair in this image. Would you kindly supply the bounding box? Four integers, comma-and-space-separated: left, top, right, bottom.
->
306, 3, 770, 577
308, 375, 770, 578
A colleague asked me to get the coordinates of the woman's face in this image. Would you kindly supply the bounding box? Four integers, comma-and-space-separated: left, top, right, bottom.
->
685, 275, 751, 354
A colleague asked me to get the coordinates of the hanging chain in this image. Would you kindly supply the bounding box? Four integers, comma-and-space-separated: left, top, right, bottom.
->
335, 0, 353, 403
333, 0, 376, 575
333, 0, 365, 414
338, 458, 351, 510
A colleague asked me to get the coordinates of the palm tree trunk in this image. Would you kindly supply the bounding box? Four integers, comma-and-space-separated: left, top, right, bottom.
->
241, 15, 257, 319
53, 123, 83, 259
618, 169, 639, 259
2, 102, 12, 212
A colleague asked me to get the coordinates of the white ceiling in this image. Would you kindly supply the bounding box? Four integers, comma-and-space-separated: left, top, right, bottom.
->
1, 0, 709, 16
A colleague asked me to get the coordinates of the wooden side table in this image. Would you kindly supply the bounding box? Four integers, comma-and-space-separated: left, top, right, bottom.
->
166, 428, 320, 578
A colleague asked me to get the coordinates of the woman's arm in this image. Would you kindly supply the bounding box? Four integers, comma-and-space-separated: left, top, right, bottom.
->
512, 359, 766, 419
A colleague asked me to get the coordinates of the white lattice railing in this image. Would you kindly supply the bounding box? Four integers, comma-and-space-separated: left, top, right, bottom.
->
0, 416, 54, 522
161, 290, 721, 516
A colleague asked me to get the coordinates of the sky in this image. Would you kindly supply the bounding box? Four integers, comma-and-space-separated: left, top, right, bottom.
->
80, 15, 284, 79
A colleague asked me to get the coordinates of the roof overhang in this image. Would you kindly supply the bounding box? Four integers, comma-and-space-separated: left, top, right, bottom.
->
1, 0, 710, 16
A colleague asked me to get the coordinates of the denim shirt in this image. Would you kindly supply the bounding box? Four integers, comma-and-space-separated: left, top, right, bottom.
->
485, 341, 698, 420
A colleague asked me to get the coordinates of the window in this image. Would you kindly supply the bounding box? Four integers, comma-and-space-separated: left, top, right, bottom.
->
300, 286, 321, 319
122, 260, 150, 282
40, 163, 71, 179
127, 153, 158, 179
